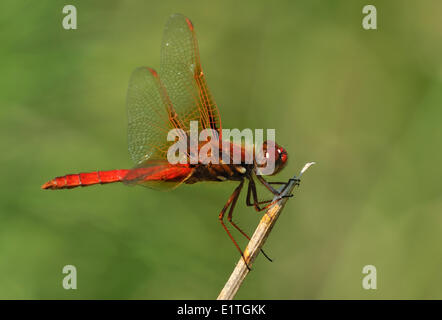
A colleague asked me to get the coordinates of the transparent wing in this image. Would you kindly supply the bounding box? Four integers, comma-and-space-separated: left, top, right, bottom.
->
126, 67, 178, 164
126, 14, 221, 187
160, 13, 222, 136
126, 67, 192, 190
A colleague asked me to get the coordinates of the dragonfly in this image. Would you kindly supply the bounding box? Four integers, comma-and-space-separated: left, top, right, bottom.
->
42, 14, 290, 266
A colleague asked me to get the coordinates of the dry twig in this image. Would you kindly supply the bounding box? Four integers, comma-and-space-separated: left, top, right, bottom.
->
217, 162, 315, 300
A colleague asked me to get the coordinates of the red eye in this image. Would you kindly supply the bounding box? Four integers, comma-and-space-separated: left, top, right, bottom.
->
278, 149, 287, 163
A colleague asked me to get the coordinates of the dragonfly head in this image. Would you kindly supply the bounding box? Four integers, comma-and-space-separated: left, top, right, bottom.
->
256, 140, 288, 176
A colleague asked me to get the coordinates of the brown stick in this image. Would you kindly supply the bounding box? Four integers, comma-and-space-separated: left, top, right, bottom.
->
217, 162, 315, 300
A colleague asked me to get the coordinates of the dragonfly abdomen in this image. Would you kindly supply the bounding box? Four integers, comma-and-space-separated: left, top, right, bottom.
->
41, 169, 130, 190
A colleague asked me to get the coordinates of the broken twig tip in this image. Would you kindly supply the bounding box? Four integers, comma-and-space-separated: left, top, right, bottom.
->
299, 161, 316, 178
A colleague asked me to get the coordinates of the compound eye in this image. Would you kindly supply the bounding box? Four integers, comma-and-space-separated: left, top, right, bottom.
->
277, 148, 287, 163
277, 148, 283, 158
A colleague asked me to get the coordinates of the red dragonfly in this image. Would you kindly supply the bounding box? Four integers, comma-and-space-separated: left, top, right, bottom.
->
42, 14, 289, 265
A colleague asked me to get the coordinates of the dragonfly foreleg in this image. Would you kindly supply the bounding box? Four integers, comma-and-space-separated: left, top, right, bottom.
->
255, 174, 281, 195
247, 177, 293, 212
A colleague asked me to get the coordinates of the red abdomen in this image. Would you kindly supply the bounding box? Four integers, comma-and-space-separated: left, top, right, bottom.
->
41, 169, 130, 190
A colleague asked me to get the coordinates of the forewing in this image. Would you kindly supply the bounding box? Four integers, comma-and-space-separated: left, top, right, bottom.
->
160, 14, 222, 136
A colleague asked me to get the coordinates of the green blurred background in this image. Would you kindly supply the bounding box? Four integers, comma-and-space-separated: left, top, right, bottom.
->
1, 0, 442, 299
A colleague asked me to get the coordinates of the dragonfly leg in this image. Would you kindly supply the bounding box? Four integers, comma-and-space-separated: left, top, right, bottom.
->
246, 179, 265, 209
246, 181, 278, 206
255, 175, 300, 195
227, 187, 273, 262
255, 174, 281, 195
247, 177, 293, 212
218, 180, 251, 270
